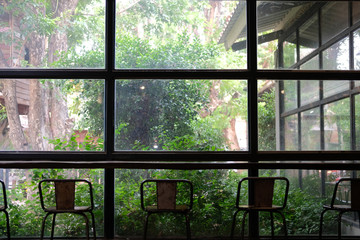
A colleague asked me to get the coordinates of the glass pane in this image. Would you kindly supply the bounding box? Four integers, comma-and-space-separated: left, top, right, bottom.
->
115, 80, 248, 151
323, 37, 350, 70
258, 80, 276, 151
355, 29, 360, 70
356, 94, 360, 150
321, 2, 349, 45
324, 99, 351, 150
0, 169, 104, 237
284, 114, 298, 150
258, 40, 277, 69
259, 169, 358, 237
300, 55, 319, 70
115, 169, 247, 237
301, 107, 321, 150
283, 80, 297, 112
300, 80, 319, 106
299, 14, 319, 60
354, 1, 360, 24
283, 33, 297, 68
323, 80, 350, 98
0, 79, 104, 151
116, 0, 245, 69
0, 0, 105, 68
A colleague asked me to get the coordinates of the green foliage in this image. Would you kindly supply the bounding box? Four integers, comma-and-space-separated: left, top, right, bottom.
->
46, 133, 104, 151
2, 169, 104, 237
258, 88, 276, 151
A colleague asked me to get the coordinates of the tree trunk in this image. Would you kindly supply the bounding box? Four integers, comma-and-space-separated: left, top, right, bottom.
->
2, 80, 28, 150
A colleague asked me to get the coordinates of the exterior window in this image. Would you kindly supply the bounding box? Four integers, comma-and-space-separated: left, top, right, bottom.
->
0, 168, 104, 237
115, 0, 246, 69
0, 1, 105, 69
301, 108, 321, 150
115, 80, 248, 151
2, 0, 360, 239
0, 79, 104, 151
299, 14, 319, 60
322, 37, 350, 70
321, 2, 349, 45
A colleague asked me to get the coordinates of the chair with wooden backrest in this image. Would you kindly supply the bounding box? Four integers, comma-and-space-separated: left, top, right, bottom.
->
140, 179, 193, 240
230, 177, 289, 240
319, 178, 360, 240
39, 179, 96, 240
0, 180, 10, 239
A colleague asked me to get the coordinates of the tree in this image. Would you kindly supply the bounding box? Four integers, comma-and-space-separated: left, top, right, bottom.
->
0, 0, 102, 150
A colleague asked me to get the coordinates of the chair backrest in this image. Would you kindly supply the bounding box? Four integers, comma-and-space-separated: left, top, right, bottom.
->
141, 179, 193, 211
0, 180, 8, 210
39, 179, 94, 211
236, 177, 289, 209
330, 178, 360, 209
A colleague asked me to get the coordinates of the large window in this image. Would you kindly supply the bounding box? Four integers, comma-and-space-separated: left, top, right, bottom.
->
1, 0, 360, 239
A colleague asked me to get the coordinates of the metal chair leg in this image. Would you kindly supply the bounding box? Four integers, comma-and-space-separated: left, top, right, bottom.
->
185, 213, 191, 240
231, 209, 241, 238
90, 211, 97, 240
270, 211, 274, 240
79, 213, 90, 240
240, 211, 249, 240
277, 210, 288, 240
50, 213, 57, 240
40, 212, 52, 240
319, 209, 328, 240
144, 213, 152, 240
338, 211, 345, 240
4, 210, 10, 240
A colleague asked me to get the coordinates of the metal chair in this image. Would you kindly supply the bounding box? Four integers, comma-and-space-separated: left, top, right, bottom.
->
319, 178, 360, 240
39, 179, 96, 240
140, 179, 193, 240
0, 180, 10, 239
231, 177, 289, 240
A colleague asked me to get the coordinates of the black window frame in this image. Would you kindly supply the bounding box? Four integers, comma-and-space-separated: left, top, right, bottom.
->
1, 0, 360, 239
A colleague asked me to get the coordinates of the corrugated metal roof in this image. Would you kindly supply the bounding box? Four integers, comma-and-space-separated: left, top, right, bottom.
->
219, 1, 312, 45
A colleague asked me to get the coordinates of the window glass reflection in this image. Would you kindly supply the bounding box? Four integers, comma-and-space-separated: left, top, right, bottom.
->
299, 14, 319, 60
283, 80, 298, 112
323, 37, 349, 70
300, 80, 319, 106
284, 115, 298, 150
323, 81, 350, 99
301, 108, 321, 150
321, 2, 349, 45
324, 99, 351, 150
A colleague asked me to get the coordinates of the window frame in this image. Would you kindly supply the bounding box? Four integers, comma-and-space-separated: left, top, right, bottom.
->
1, 0, 360, 239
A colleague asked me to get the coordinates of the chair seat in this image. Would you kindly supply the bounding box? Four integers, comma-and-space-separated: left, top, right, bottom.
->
145, 205, 189, 212
237, 204, 282, 210
323, 204, 357, 210
45, 206, 91, 213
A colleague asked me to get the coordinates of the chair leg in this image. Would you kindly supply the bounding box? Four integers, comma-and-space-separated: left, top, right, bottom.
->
90, 211, 97, 240
79, 213, 90, 240
231, 209, 241, 238
277, 210, 288, 240
319, 209, 328, 240
50, 213, 57, 240
241, 211, 249, 240
40, 212, 51, 240
270, 212, 274, 240
4, 210, 10, 240
144, 212, 152, 240
338, 211, 344, 240
185, 213, 191, 240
